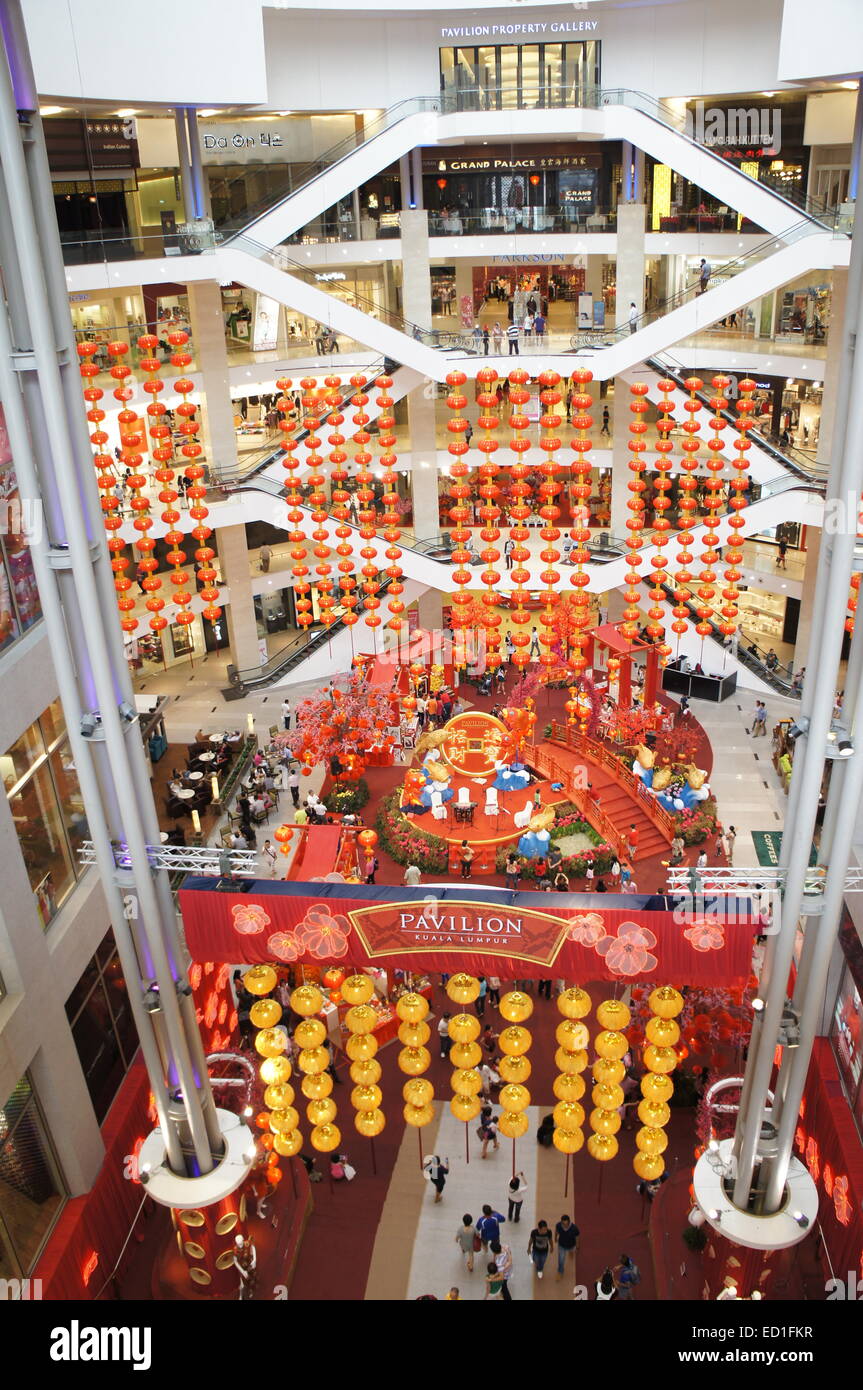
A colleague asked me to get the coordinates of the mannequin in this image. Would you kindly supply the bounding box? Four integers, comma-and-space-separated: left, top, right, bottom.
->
233, 1233, 258, 1301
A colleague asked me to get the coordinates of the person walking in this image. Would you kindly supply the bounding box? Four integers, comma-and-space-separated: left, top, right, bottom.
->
537, 978, 552, 1000
438, 1011, 452, 1061
555, 1215, 580, 1279
261, 839, 278, 876
477, 1204, 505, 1252
487, 975, 501, 1008
364, 851, 379, 884
403, 862, 422, 887
614, 1253, 641, 1299
594, 1268, 618, 1300
529, 627, 541, 658
776, 537, 788, 569
504, 537, 514, 570
455, 1214, 477, 1273
492, 322, 503, 353
507, 1171, 528, 1223
696, 848, 708, 871
527, 1220, 554, 1279
281, 698, 291, 730
482, 325, 490, 356
425, 1154, 449, 1203
507, 322, 520, 355
288, 766, 300, 807
484, 1261, 505, 1300
627, 824, 640, 859
628, 301, 638, 334
747, 700, 767, 737
724, 825, 737, 864
259, 543, 273, 573
669, 834, 684, 866
697, 258, 711, 295
490, 1239, 513, 1300
476, 974, 488, 1017
600, 405, 610, 436
478, 1105, 500, 1159
459, 840, 475, 880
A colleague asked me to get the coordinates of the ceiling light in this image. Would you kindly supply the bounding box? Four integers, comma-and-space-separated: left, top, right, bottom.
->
39, 105, 65, 116
115, 108, 138, 118
198, 108, 221, 118
841, 81, 859, 90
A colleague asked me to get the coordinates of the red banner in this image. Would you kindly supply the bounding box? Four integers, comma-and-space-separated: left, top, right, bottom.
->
179, 882, 754, 985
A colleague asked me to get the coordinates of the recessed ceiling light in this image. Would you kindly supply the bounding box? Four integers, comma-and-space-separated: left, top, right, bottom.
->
39, 105, 65, 116
115, 108, 138, 118
198, 108, 221, 118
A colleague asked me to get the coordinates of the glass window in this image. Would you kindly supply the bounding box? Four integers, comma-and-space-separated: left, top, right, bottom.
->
4, 704, 89, 928
830, 966, 863, 1103
0, 405, 42, 652
0, 1076, 65, 1277
66, 932, 139, 1123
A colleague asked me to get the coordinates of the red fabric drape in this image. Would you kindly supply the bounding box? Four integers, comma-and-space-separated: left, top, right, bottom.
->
179, 882, 754, 986
796, 1038, 863, 1283
35, 1062, 152, 1300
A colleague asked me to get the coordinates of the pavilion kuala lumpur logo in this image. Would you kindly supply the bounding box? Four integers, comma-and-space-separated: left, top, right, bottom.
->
685, 101, 781, 154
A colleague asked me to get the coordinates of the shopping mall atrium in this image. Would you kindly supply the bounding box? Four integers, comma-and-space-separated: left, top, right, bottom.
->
0, 0, 862, 1322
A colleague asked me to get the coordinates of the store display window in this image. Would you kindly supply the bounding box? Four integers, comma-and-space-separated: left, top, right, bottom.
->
0, 1075, 66, 1278
65, 931, 139, 1124
0, 406, 41, 655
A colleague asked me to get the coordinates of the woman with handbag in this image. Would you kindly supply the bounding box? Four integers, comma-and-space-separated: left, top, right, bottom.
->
455, 1213, 479, 1273
424, 1154, 450, 1203
478, 1106, 500, 1159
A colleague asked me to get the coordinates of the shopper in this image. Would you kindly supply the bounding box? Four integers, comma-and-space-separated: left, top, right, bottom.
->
281, 698, 291, 730
594, 1268, 618, 1300
697, 258, 711, 294
555, 1215, 580, 1279
459, 840, 475, 880
725, 825, 737, 864
507, 322, 520, 355
288, 767, 300, 807
614, 1254, 641, 1299
484, 1261, 505, 1300
476, 974, 488, 1016
507, 1171, 528, 1223
425, 1154, 449, 1203
487, 976, 501, 1007
403, 862, 422, 887
669, 834, 685, 866
477, 1205, 505, 1251
490, 1238, 514, 1300
438, 1011, 452, 1060
492, 322, 504, 353
504, 537, 514, 570
601, 405, 610, 436
455, 1214, 477, 1273
628, 301, 638, 334
776, 538, 788, 569
259, 543, 272, 573
261, 839, 278, 875
482, 325, 490, 355
364, 851, 379, 884
478, 1105, 500, 1159
626, 823, 639, 858
537, 978, 552, 1000
528, 1220, 554, 1279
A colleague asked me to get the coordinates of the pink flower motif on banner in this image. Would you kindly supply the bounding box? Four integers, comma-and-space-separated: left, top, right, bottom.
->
595, 920, 658, 977
295, 904, 350, 960
231, 903, 271, 935
267, 931, 300, 963
683, 918, 726, 952
833, 1175, 852, 1227
805, 1136, 820, 1183
566, 911, 609, 949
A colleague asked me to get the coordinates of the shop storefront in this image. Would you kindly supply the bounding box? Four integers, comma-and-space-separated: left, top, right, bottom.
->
439, 35, 600, 109
424, 145, 614, 233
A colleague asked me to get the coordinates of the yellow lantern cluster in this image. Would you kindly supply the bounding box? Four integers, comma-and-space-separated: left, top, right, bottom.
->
245, 966, 302, 1163
497, 991, 534, 1139
446, 974, 483, 1125
552, 987, 591, 1154
587, 997, 631, 1163
340, 973, 386, 1138
634, 985, 683, 1180
291, 983, 341, 1155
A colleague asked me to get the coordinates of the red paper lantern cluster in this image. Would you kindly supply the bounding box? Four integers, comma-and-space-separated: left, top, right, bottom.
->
621, 380, 649, 641
646, 377, 676, 658
475, 366, 504, 669
536, 369, 563, 675
725, 377, 757, 637
567, 368, 595, 671
506, 368, 535, 672
670, 377, 704, 644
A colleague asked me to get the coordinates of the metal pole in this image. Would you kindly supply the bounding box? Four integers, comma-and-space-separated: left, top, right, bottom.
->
185, 107, 206, 220
731, 212, 863, 1209
848, 81, 863, 203
174, 108, 194, 222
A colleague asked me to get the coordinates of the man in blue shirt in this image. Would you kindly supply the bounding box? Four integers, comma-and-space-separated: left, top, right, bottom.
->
477, 1205, 505, 1251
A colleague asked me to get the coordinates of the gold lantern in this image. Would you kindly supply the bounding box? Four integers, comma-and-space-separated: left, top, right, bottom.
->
269, 1107, 300, 1134
643, 1044, 678, 1074
592, 1057, 625, 1087
499, 1084, 530, 1113
555, 1020, 589, 1051
450, 1041, 482, 1069
302, 1072, 333, 1100
638, 1098, 671, 1128
446, 973, 480, 1005
402, 1078, 433, 1108
499, 1054, 532, 1084
310, 1122, 341, 1153
498, 1025, 531, 1056
250, 998, 283, 1029
344, 1004, 378, 1035
595, 999, 631, 1031
450, 1092, 482, 1123
589, 1108, 621, 1137
350, 1057, 382, 1086
294, 1018, 326, 1049
397, 1020, 431, 1048
594, 1029, 629, 1061
587, 1133, 619, 1162
557, 986, 592, 1019
448, 1014, 481, 1044
648, 986, 684, 1019
244, 965, 278, 997
305, 1097, 337, 1127
641, 1071, 674, 1103
255, 1028, 288, 1059
264, 1083, 295, 1111
592, 1082, 624, 1110
346, 1032, 378, 1062
398, 1045, 431, 1076
554, 1046, 589, 1075
341, 974, 375, 1005
498, 1111, 529, 1139
395, 992, 429, 1024
274, 1131, 302, 1158
553, 1128, 585, 1154
355, 1108, 386, 1138
633, 1151, 665, 1181
351, 1084, 383, 1113
553, 1073, 586, 1103
291, 984, 324, 1016
499, 990, 534, 1023
553, 1100, 585, 1132
451, 1068, 483, 1097
634, 985, 679, 1178
404, 1103, 435, 1128
259, 1056, 292, 1086
298, 1045, 330, 1075
645, 1016, 681, 1048
636, 1125, 668, 1155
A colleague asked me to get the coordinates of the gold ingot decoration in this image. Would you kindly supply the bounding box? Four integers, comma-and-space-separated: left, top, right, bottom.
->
450, 1040, 482, 1069
250, 998, 282, 1029
215, 1212, 238, 1235
592, 1057, 625, 1087
298, 1045, 330, 1075
498, 1111, 529, 1139
351, 1058, 383, 1087
451, 1067, 483, 1097
587, 1132, 619, 1162
344, 1004, 377, 1035
398, 1045, 431, 1075
346, 1032, 378, 1062
310, 1122, 341, 1153
395, 992, 429, 1023
291, 984, 324, 1017
499, 990, 534, 1023
499, 1083, 530, 1113
633, 1151, 666, 1181
341, 973, 375, 1005
354, 1108, 386, 1138
215, 1249, 237, 1271
189, 1268, 211, 1286
259, 1056, 292, 1086
255, 1028, 288, 1059
592, 1082, 624, 1110
594, 1029, 629, 1061
446, 973, 480, 1004
554, 1047, 589, 1075
553, 1073, 586, 1103
557, 986, 591, 1019
641, 1071, 674, 1103
589, 1107, 621, 1137
306, 1097, 337, 1127
643, 1044, 678, 1075
595, 999, 631, 1031
555, 1019, 589, 1052
268, 1106, 300, 1134
301, 1072, 333, 1100
403, 1102, 435, 1128
274, 1130, 302, 1157
402, 1077, 434, 1107
264, 1082, 295, 1111
638, 1098, 671, 1128
450, 1092, 482, 1123
294, 1018, 326, 1049
646, 1016, 681, 1047
553, 1100, 585, 1132
636, 1125, 669, 1155
448, 1013, 481, 1044
180, 1210, 204, 1226
397, 1020, 431, 1048
351, 1083, 383, 1112
498, 1025, 531, 1057
499, 1054, 532, 1084
244, 965, 277, 996
184, 1240, 205, 1260
648, 985, 684, 1019
553, 1127, 585, 1155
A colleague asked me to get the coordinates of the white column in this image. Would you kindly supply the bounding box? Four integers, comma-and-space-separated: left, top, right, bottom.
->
615, 203, 646, 332
186, 281, 239, 479
610, 386, 630, 536
454, 261, 474, 328
417, 587, 443, 630
218, 523, 260, 672
410, 455, 441, 541
816, 268, 847, 463
400, 210, 433, 330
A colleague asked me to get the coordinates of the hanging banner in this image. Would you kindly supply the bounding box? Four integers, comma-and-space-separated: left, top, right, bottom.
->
179, 881, 755, 985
